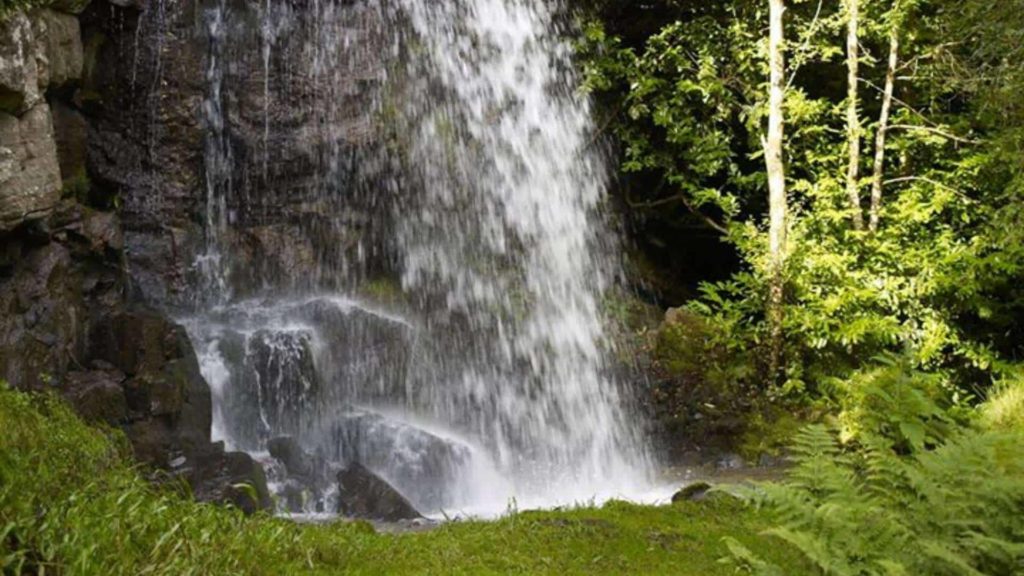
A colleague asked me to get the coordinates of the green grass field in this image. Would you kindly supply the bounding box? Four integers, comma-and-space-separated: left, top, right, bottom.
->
0, 385, 807, 575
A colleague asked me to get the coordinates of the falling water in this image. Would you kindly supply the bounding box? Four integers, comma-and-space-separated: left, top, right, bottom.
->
383, 0, 653, 507
182, 0, 653, 518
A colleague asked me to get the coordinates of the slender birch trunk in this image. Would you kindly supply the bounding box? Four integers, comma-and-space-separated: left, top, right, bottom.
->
845, 0, 864, 230
870, 27, 899, 232
766, 0, 787, 385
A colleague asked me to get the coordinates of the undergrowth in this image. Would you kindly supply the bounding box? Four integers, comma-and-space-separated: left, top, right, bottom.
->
725, 363, 1024, 575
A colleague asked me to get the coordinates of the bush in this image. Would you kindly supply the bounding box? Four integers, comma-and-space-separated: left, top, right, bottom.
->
649, 308, 760, 443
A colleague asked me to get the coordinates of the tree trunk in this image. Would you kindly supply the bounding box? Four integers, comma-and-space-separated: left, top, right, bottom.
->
844, 0, 864, 230
766, 0, 787, 385
870, 27, 899, 232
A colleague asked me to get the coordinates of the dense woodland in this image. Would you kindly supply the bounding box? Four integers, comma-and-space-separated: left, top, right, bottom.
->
2, 0, 1024, 574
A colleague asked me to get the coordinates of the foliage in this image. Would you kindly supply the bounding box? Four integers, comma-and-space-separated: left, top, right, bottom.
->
723, 360, 1024, 575
647, 307, 761, 441
726, 425, 1024, 575
0, 384, 808, 575
831, 356, 960, 453
581, 0, 1024, 408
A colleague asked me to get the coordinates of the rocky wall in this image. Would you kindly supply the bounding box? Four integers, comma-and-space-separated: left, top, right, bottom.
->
0, 1, 270, 513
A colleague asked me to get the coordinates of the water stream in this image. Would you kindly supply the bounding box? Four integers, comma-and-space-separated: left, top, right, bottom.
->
183, 0, 654, 518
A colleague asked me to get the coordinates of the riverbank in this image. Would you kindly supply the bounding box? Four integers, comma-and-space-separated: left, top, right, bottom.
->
0, 385, 808, 575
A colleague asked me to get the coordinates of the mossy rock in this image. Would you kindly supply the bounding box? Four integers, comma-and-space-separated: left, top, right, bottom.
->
672, 481, 712, 502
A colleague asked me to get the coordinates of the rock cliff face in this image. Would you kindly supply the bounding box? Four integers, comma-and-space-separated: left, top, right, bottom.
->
0, 0, 394, 513
72, 0, 386, 307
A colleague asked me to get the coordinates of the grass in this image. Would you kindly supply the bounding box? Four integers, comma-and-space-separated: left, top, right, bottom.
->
981, 375, 1024, 434
0, 384, 809, 575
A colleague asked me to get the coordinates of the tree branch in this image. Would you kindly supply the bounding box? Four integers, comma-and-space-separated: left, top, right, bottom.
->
888, 124, 981, 145
623, 178, 729, 235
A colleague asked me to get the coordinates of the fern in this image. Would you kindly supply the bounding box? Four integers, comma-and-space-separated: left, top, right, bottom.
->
730, 427, 1024, 575
727, 362, 1024, 575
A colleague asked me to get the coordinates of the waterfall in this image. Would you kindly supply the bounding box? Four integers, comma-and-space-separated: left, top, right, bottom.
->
183, 0, 653, 518
384, 0, 652, 505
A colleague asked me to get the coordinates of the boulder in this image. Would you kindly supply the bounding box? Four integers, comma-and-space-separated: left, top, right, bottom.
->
323, 410, 473, 511
337, 463, 422, 522
268, 436, 318, 481
185, 445, 273, 515
89, 310, 213, 453
62, 367, 127, 425
0, 103, 61, 231
672, 481, 713, 503
202, 325, 321, 450
276, 480, 309, 514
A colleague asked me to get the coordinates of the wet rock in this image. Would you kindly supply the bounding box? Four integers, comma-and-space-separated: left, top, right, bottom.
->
323, 410, 473, 511
89, 310, 212, 453
62, 368, 127, 425
337, 462, 422, 522
80, 0, 206, 305
293, 299, 413, 405
672, 481, 713, 503
0, 103, 61, 231
209, 327, 321, 449
276, 480, 309, 514
268, 436, 318, 481
187, 445, 273, 515
76, 0, 385, 305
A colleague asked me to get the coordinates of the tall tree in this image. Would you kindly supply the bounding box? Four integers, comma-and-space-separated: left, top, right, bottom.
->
766, 0, 788, 384
844, 0, 864, 230
869, 8, 900, 233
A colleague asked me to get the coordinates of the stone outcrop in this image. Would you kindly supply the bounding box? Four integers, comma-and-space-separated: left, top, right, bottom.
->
88, 309, 213, 461
0, 7, 85, 233
0, 12, 42, 114
76, 0, 386, 306
0, 1, 274, 514
182, 444, 273, 515
32, 9, 83, 91
337, 463, 423, 522
0, 201, 124, 390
